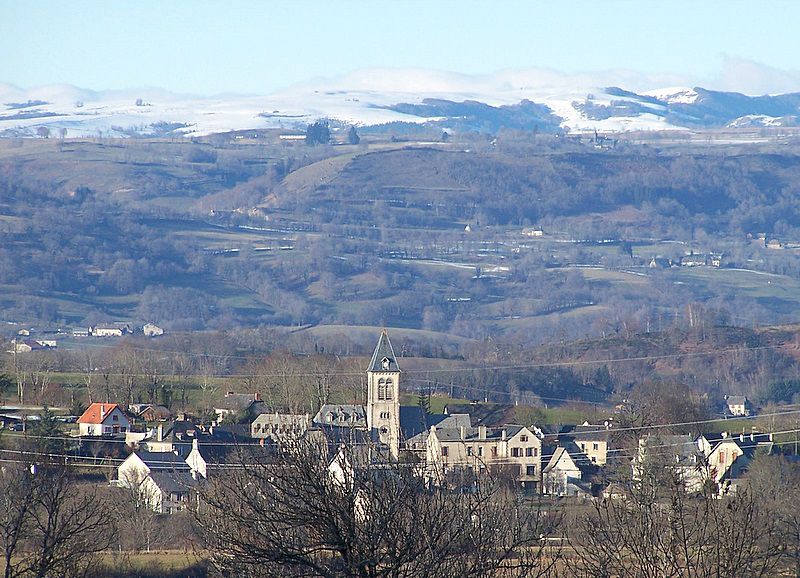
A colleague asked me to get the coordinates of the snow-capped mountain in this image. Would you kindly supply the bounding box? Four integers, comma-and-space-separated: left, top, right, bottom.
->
2, 70, 800, 138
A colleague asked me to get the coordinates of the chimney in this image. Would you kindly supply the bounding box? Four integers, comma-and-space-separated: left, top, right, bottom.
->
226, 391, 234, 397
100, 405, 107, 420
192, 438, 199, 451
739, 433, 744, 442
157, 424, 164, 442
254, 392, 261, 401
501, 429, 507, 441
460, 426, 466, 440
478, 425, 487, 440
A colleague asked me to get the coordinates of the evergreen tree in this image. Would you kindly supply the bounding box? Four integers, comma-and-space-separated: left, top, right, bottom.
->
347, 125, 360, 145
305, 120, 330, 145
28, 406, 65, 454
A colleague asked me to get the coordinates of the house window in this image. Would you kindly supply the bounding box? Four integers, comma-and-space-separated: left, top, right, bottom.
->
591, 456, 597, 463
112, 414, 118, 422
121, 427, 127, 433
491, 447, 497, 458
520, 435, 528, 442
478, 447, 484, 457
593, 443, 599, 451
526, 465, 536, 476
380, 411, 390, 419
384, 379, 393, 400
719, 451, 726, 464
378, 378, 386, 400
442, 447, 449, 457
467, 447, 473, 456
511, 448, 521, 457
104, 426, 111, 433
525, 447, 534, 457
580, 443, 586, 450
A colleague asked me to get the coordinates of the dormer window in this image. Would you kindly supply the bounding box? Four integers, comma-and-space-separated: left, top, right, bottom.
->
381, 357, 391, 370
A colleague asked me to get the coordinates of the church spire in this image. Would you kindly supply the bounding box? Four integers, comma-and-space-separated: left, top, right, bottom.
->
367, 330, 401, 372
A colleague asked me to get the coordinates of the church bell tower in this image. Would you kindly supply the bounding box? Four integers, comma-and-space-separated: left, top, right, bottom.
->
366, 330, 401, 458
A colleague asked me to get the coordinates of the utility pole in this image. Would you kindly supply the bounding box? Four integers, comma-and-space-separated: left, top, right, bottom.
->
13, 342, 21, 403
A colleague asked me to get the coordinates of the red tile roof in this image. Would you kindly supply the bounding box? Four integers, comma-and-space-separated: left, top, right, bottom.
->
77, 403, 121, 425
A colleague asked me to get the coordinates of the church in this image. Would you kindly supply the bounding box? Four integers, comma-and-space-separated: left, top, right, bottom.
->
366, 330, 402, 456
317, 331, 544, 488
313, 330, 431, 459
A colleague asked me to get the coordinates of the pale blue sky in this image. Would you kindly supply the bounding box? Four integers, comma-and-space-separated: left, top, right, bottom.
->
3, 0, 800, 95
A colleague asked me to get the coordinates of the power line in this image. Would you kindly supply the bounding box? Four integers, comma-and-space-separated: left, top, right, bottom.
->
22, 340, 794, 379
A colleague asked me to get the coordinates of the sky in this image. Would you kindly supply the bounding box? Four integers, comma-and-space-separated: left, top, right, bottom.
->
3, 0, 800, 95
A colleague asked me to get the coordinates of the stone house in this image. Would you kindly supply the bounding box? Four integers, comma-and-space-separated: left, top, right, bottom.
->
426, 424, 542, 492
251, 412, 311, 441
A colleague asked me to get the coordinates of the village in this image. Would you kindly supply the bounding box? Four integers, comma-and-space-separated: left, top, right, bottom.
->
0, 331, 775, 518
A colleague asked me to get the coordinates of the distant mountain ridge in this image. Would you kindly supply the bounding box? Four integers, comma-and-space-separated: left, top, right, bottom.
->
2, 72, 800, 138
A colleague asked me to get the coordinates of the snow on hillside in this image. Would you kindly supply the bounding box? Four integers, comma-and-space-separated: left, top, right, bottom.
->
0, 70, 794, 138
727, 114, 787, 128
642, 86, 699, 104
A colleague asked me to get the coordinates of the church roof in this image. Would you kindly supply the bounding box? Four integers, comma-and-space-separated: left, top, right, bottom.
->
313, 404, 367, 428
367, 330, 401, 372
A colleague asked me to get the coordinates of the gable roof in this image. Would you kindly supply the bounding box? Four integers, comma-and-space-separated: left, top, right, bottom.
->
132, 450, 190, 471
442, 404, 517, 427
149, 470, 198, 494
214, 393, 262, 412
543, 446, 579, 474
404, 412, 472, 446
562, 424, 610, 443
367, 330, 401, 372
77, 403, 123, 425
138, 405, 171, 421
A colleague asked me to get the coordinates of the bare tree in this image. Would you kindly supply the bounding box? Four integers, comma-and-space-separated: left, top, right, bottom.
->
195, 437, 560, 578
568, 453, 784, 578
112, 468, 161, 553
0, 460, 113, 578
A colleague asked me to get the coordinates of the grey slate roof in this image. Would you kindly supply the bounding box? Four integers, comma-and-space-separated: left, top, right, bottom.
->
367, 330, 401, 372
214, 393, 265, 413
149, 470, 198, 494
134, 450, 190, 471
313, 404, 367, 428
405, 413, 472, 446
442, 404, 517, 427
562, 424, 610, 443
432, 424, 525, 442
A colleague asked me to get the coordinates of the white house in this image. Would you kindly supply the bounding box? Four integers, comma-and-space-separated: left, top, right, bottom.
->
117, 450, 195, 513
142, 323, 164, 337
725, 396, 751, 416
542, 446, 589, 497
89, 325, 130, 337
77, 403, 130, 436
